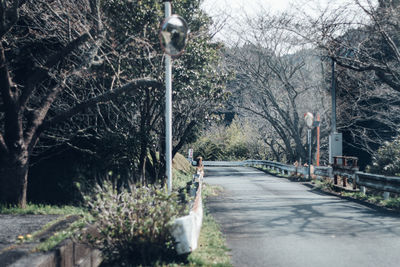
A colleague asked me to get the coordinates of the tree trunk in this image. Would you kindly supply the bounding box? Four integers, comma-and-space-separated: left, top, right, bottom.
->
0, 150, 29, 208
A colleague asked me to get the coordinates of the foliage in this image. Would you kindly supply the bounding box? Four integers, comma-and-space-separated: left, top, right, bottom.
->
0, 0, 228, 206
382, 197, 400, 209
26, 0, 229, 202
84, 182, 188, 266
173, 169, 193, 190
367, 136, 400, 176
192, 118, 258, 161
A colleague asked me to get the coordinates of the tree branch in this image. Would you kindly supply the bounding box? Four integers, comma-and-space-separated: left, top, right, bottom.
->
24, 84, 63, 145
37, 78, 162, 136
0, 0, 26, 39
19, 32, 91, 109
0, 132, 7, 155
173, 120, 196, 157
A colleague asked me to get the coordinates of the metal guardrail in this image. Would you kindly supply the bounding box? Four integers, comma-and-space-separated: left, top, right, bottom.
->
207, 159, 400, 200
314, 166, 332, 177
356, 172, 400, 194
244, 160, 307, 176
203, 161, 245, 167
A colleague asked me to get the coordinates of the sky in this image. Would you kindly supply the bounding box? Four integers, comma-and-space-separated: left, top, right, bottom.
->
200, 0, 377, 42
201, 0, 362, 15
201, 0, 292, 15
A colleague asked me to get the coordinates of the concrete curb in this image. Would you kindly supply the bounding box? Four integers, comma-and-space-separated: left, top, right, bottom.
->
8, 233, 101, 267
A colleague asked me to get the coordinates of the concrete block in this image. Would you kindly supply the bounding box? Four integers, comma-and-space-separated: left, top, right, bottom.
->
59, 240, 74, 267
383, 191, 390, 200
76, 254, 91, 267
91, 249, 102, 267
36, 253, 57, 267
74, 243, 91, 266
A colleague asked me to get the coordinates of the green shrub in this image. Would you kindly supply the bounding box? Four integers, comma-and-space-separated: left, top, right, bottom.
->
194, 139, 226, 161
84, 182, 188, 266
192, 118, 253, 161
367, 136, 400, 176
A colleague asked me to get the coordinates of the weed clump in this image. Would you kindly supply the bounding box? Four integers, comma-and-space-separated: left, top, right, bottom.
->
84, 182, 188, 266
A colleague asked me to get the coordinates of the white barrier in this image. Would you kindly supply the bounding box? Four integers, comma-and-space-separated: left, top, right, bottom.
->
171, 173, 203, 255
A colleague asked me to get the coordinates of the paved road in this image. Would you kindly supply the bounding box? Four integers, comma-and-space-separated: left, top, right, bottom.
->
205, 166, 400, 267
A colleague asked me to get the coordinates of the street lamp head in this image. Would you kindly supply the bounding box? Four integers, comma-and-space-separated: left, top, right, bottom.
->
159, 14, 189, 56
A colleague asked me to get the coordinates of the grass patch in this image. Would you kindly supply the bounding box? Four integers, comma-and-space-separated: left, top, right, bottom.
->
186, 209, 232, 267
33, 217, 87, 252
0, 203, 85, 215
313, 179, 334, 191
202, 183, 224, 198
382, 197, 400, 209
341, 191, 369, 201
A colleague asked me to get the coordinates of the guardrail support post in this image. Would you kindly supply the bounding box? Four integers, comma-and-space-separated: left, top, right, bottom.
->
360, 186, 366, 195
383, 192, 390, 200
352, 174, 357, 190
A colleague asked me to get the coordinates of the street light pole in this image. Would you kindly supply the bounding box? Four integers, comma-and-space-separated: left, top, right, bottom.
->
160, 1, 188, 194
304, 112, 314, 180
164, 1, 172, 194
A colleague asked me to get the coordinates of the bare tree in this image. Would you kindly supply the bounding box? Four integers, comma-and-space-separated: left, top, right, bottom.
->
226, 12, 330, 163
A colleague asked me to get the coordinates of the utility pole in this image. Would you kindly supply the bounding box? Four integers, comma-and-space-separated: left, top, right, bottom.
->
329, 58, 342, 164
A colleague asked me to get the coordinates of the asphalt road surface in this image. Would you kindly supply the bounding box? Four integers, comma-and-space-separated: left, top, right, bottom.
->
205, 166, 400, 267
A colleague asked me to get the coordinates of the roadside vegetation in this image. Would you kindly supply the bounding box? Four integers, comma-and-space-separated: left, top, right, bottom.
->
0, 154, 232, 266
313, 179, 400, 211
366, 136, 400, 177
191, 117, 270, 161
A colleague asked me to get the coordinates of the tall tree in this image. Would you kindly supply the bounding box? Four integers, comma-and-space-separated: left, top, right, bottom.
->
0, 0, 161, 207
